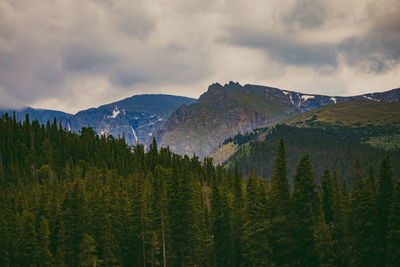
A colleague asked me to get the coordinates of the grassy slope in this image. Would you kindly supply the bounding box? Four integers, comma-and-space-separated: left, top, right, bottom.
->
283, 100, 400, 127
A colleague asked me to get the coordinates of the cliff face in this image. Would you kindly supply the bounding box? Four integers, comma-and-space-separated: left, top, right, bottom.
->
156, 82, 297, 158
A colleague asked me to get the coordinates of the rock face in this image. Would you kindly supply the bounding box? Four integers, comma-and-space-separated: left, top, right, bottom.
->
62, 94, 195, 146
156, 82, 400, 159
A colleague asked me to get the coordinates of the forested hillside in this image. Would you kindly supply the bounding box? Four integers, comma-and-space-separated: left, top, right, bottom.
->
0, 114, 399, 266
225, 125, 400, 181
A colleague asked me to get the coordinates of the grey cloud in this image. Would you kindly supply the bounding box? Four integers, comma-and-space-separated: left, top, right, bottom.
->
0, 0, 399, 112
285, 0, 327, 29
226, 1, 400, 74
62, 45, 117, 72
338, 12, 400, 73
226, 28, 338, 68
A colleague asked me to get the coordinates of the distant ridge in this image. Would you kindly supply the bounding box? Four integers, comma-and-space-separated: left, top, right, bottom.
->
0, 107, 71, 125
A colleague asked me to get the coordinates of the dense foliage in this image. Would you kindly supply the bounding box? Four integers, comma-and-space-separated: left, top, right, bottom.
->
0, 114, 399, 266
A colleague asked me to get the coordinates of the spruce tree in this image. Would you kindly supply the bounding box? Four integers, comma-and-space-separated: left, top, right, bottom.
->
212, 185, 234, 266
242, 171, 274, 266
268, 139, 293, 266
232, 164, 244, 267
15, 211, 39, 266
37, 217, 54, 266
291, 155, 318, 266
377, 155, 394, 266
78, 233, 101, 267
321, 169, 334, 226
386, 182, 400, 266
331, 171, 347, 266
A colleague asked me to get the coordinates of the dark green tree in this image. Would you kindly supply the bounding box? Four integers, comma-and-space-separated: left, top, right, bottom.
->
268, 139, 294, 266
78, 233, 101, 267
212, 184, 234, 266
291, 155, 318, 266
37, 217, 54, 266
386, 182, 400, 267
242, 171, 274, 266
377, 156, 394, 266
15, 211, 39, 266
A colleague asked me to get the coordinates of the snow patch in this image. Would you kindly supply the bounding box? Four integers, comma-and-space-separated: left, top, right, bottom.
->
330, 97, 337, 104
297, 93, 301, 107
111, 107, 120, 118
363, 95, 380, 101
301, 95, 315, 101
149, 132, 153, 136
130, 126, 139, 144
122, 109, 126, 115
289, 95, 294, 105
282, 91, 294, 104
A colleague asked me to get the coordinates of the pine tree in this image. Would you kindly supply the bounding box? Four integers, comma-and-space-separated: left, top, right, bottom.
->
15, 211, 39, 266
314, 212, 335, 267
212, 184, 234, 266
0, 217, 10, 266
55, 219, 67, 266
348, 159, 364, 266
376, 155, 394, 266
291, 155, 318, 266
268, 139, 294, 266
242, 171, 274, 266
331, 171, 347, 266
78, 233, 101, 267
231, 164, 244, 267
321, 169, 334, 226
359, 167, 379, 266
62, 181, 87, 266
270, 139, 290, 211
152, 166, 169, 267
386, 182, 400, 266
37, 217, 54, 266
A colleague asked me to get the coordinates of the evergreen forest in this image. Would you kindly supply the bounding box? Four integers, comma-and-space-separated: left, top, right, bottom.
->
0, 114, 399, 266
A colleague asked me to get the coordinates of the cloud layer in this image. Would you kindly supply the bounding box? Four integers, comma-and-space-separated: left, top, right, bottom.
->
0, 0, 399, 113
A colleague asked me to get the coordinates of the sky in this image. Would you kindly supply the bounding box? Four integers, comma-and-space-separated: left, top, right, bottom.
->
1, 0, 400, 114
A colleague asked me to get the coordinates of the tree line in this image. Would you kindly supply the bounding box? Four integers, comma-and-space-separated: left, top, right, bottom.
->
0, 114, 399, 266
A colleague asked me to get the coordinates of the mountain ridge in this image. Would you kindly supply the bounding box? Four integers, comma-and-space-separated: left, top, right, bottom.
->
0, 107, 71, 125
157, 82, 400, 158
62, 94, 196, 146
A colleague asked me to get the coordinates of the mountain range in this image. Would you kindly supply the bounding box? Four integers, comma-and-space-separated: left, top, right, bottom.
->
1, 82, 399, 157
156, 82, 400, 158
61, 94, 195, 146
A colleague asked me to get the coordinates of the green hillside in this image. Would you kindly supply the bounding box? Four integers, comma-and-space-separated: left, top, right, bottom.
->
224, 124, 400, 181
283, 100, 400, 128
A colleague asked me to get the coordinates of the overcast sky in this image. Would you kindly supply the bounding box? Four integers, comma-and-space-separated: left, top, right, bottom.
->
1, 0, 400, 113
